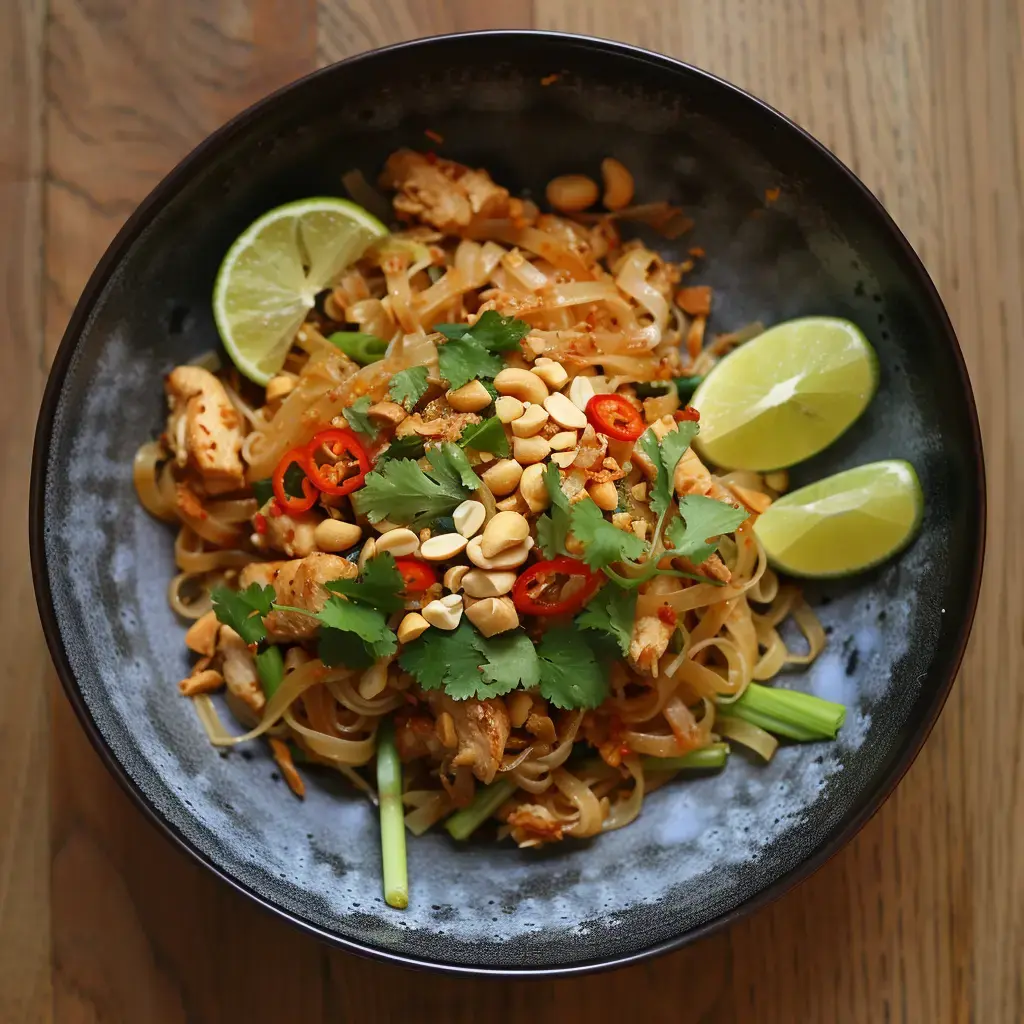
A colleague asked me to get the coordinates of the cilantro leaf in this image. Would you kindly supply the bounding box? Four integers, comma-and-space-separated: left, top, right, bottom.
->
425, 442, 481, 492
434, 311, 532, 388
353, 444, 478, 526
315, 598, 392, 644
639, 422, 700, 519
211, 583, 275, 645
342, 395, 379, 441
434, 310, 530, 352
399, 623, 540, 700
458, 416, 509, 457
318, 628, 374, 669
478, 631, 540, 691
376, 434, 426, 463
569, 500, 646, 570
276, 592, 398, 668
536, 463, 571, 559
577, 586, 637, 656
536, 627, 610, 710
664, 494, 749, 564
438, 337, 504, 390
389, 366, 430, 411
324, 553, 406, 614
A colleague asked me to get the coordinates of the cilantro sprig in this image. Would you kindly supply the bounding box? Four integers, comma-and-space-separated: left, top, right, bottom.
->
536, 627, 611, 710
389, 366, 430, 411
458, 416, 509, 457
536, 462, 571, 559
577, 586, 637, 656
434, 311, 531, 389
211, 583, 275, 645
342, 395, 380, 441
352, 442, 481, 527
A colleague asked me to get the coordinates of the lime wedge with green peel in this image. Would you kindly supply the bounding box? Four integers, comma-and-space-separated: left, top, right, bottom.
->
691, 317, 878, 470
754, 460, 923, 577
213, 198, 388, 384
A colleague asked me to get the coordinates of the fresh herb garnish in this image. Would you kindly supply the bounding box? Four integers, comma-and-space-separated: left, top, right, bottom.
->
535, 463, 571, 559
434, 311, 531, 389
664, 495, 750, 565
640, 422, 699, 519
342, 395, 380, 441
251, 478, 274, 506
399, 621, 540, 700
576, 586, 637, 656
352, 442, 480, 527
458, 416, 509, 457
210, 583, 276, 645
324, 552, 406, 614
376, 434, 426, 463
536, 627, 610, 710
389, 366, 430, 411
569, 500, 647, 571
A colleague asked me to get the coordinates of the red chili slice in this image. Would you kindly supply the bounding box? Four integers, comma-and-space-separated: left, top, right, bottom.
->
272, 447, 318, 514
585, 393, 645, 442
394, 558, 438, 594
512, 556, 600, 616
304, 428, 370, 497
674, 405, 701, 423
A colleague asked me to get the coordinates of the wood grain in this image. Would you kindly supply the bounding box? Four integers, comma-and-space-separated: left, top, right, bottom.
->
0, 0, 1017, 1020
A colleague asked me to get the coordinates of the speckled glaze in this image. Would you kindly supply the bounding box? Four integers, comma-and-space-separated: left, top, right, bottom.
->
31, 33, 984, 975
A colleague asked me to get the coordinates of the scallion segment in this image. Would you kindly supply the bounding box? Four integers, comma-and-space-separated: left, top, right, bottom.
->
725, 683, 845, 741
254, 645, 284, 698
376, 720, 408, 909
328, 331, 388, 365
445, 779, 516, 841
641, 742, 730, 773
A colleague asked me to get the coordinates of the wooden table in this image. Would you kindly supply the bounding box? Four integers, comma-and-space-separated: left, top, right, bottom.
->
3, 1, 1020, 1020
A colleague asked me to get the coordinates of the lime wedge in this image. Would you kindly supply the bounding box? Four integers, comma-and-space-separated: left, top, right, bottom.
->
754, 460, 923, 577
691, 317, 878, 470
213, 198, 388, 384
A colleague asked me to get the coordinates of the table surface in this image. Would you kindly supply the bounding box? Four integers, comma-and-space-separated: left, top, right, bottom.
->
3, 1, 1021, 1021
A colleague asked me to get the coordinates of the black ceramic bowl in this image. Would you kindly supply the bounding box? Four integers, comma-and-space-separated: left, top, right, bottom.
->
31, 32, 984, 975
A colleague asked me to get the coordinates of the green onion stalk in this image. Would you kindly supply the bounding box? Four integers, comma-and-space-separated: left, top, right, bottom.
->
641, 742, 730, 773
328, 331, 388, 365
445, 779, 516, 841
376, 720, 408, 909
723, 683, 845, 741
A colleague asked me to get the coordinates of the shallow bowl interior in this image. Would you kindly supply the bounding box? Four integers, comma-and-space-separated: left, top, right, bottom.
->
32, 31, 984, 975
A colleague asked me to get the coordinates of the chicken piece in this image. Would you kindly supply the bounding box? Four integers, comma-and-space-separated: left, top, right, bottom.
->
164, 366, 245, 494
673, 446, 713, 497
184, 610, 220, 656
239, 552, 357, 642
506, 804, 566, 847
629, 615, 675, 677
379, 149, 511, 234
178, 665, 224, 696
676, 552, 732, 585
255, 504, 319, 558
427, 691, 510, 784
218, 625, 264, 713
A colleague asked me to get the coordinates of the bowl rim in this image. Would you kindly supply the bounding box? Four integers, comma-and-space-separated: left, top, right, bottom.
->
30, 28, 986, 977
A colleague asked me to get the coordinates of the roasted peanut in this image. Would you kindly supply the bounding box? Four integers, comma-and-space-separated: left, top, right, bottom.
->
465, 596, 520, 637
446, 380, 493, 413
513, 435, 551, 465
421, 594, 464, 630
494, 367, 549, 406
466, 536, 533, 570
419, 533, 469, 561
481, 511, 530, 557
568, 375, 597, 411
453, 499, 486, 538
510, 404, 549, 438
313, 519, 363, 552
462, 569, 518, 598
265, 374, 296, 403
544, 392, 588, 430
531, 360, 569, 389
495, 395, 525, 423
549, 430, 578, 451
375, 527, 420, 557
443, 565, 470, 593
481, 459, 523, 496
551, 450, 578, 468
589, 480, 619, 511
357, 537, 377, 571
519, 463, 550, 513
397, 612, 430, 644
545, 173, 599, 213
600, 157, 635, 210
